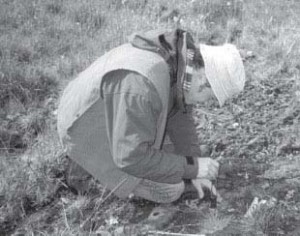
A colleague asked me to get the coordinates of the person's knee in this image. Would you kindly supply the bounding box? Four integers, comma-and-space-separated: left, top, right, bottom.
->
160, 182, 185, 203
133, 180, 185, 204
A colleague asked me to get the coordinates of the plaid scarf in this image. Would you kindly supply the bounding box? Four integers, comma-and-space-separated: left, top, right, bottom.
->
182, 49, 195, 93
129, 29, 200, 112
182, 49, 212, 98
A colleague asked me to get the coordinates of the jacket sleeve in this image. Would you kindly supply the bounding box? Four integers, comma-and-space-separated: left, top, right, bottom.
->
102, 70, 198, 184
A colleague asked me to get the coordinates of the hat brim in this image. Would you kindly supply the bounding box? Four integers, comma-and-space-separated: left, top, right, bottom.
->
199, 44, 246, 106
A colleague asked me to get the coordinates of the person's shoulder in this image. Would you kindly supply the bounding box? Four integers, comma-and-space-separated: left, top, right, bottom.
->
103, 70, 157, 97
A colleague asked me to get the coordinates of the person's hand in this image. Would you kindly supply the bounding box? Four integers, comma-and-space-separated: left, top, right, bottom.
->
196, 157, 219, 180
191, 178, 221, 201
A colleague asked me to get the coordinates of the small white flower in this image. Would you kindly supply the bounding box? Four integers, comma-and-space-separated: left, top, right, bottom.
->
232, 122, 239, 128
105, 216, 119, 226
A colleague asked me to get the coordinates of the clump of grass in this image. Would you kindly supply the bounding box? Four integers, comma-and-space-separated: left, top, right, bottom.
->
14, 187, 132, 235
45, 0, 65, 15
241, 202, 298, 235
201, 210, 232, 234
0, 131, 65, 233
70, 4, 105, 32
0, 66, 58, 107
0, 61, 58, 150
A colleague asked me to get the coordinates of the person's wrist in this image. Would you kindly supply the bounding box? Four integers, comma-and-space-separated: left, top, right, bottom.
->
185, 156, 194, 165
182, 156, 198, 179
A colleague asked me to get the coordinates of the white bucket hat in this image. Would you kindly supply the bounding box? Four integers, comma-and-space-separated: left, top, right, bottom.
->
199, 43, 246, 106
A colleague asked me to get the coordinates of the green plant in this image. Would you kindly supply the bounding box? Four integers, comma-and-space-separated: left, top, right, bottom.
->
201, 210, 232, 234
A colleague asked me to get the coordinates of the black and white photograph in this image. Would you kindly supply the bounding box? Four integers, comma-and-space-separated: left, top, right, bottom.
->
1, 0, 300, 235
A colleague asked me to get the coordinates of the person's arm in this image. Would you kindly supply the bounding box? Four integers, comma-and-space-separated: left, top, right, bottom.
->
102, 70, 198, 184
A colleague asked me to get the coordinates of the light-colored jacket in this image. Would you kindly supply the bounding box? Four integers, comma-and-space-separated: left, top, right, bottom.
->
57, 29, 200, 198
57, 44, 171, 197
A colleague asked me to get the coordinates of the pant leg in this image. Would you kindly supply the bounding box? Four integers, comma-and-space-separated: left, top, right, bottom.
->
66, 159, 195, 202
132, 179, 185, 203
66, 156, 185, 202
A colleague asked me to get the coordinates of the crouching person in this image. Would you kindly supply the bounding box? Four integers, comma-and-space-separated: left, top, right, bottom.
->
57, 29, 245, 203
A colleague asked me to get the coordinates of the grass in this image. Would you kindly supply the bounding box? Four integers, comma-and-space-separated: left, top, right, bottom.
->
1, 0, 300, 235
201, 210, 232, 234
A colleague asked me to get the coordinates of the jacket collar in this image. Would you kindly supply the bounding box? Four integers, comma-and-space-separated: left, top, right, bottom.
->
129, 29, 196, 113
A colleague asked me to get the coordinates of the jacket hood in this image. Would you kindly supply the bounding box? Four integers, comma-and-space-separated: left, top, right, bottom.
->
129, 28, 196, 111
129, 29, 184, 84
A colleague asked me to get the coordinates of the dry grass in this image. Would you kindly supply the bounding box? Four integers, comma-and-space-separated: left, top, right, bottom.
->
1, 0, 300, 235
